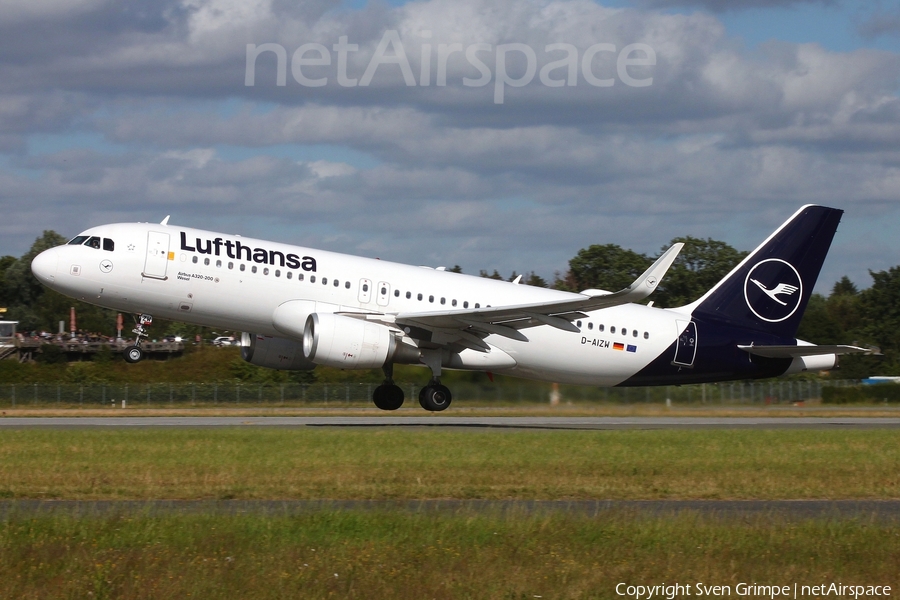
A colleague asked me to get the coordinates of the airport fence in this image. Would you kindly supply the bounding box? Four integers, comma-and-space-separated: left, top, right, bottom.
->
0, 379, 863, 408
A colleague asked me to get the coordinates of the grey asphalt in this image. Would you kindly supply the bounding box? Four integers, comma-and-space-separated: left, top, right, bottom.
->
2, 416, 900, 429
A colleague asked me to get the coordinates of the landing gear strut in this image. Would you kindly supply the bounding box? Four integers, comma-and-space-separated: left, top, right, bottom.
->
372, 363, 404, 411
417, 349, 452, 412
123, 314, 152, 364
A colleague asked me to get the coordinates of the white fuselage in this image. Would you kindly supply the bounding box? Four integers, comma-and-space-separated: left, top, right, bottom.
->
32, 222, 692, 385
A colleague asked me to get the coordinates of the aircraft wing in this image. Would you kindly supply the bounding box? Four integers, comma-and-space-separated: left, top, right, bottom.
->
341, 243, 682, 352
737, 344, 875, 358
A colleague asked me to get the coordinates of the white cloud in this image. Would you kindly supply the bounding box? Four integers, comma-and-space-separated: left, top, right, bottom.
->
1, 0, 899, 291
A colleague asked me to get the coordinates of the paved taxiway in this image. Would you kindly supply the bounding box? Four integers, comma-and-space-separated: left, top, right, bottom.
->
2, 416, 900, 429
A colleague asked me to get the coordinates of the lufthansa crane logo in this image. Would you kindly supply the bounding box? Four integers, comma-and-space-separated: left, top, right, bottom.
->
743, 259, 803, 323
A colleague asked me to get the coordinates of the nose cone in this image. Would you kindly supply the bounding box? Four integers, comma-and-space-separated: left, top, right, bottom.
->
31, 248, 59, 284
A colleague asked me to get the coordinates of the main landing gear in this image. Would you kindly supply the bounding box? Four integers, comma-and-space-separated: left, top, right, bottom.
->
417, 349, 451, 412
418, 381, 452, 412
123, 314, 153, 364
371, 353, 453, 412
372, 363, 405, 411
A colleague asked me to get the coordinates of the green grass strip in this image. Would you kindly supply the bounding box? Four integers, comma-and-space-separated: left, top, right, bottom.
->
1, 428, 899, 500
1, 511, 898, 599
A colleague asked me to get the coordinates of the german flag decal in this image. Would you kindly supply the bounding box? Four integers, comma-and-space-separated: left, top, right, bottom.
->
613, 342, 625, 351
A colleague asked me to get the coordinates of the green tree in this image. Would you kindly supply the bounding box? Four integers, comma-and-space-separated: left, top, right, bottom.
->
3, 231, 68, 330
556, 244, 650, 293
523, 271, 548, 288
858, 267, 900, 359
652, 237, 748, 307
0, 255, 16, 307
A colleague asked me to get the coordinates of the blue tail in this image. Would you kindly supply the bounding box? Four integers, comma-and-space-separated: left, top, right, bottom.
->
683, 204, 843, 339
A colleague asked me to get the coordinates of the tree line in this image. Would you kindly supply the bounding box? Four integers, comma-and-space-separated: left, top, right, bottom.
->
2, 231, 899, 378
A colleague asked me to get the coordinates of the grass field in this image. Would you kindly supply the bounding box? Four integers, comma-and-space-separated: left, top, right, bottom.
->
1, 428, 899, 500
2, 510, 898, 599
2, 427, 899, 598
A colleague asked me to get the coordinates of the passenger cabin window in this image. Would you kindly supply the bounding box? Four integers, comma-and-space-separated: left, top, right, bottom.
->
102, 239, 114, 252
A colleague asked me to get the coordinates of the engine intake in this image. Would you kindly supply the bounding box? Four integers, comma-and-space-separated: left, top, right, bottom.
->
302, 313, 417, 369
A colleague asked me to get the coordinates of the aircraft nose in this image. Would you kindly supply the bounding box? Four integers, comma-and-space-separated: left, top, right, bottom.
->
31, 248, 59, 284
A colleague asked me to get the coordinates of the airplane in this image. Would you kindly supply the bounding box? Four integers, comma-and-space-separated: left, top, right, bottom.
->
30, 204, 868, 411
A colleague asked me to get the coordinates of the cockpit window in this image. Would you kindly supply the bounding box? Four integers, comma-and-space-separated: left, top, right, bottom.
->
86, 236, 101, 249
68, 236, 89, 245
103, 238, 114, 252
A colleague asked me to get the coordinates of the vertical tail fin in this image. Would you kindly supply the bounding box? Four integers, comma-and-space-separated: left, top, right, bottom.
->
684, 205, 843, 339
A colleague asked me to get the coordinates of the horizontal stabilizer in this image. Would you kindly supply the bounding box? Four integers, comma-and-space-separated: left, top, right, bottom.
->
737, 344, 874, 358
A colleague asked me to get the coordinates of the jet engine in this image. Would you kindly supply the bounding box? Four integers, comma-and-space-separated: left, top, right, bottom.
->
240, 332, 317, 370
302, 312, 419, 369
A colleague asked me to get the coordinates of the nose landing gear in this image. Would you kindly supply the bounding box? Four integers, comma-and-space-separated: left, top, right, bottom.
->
123, 314, 153, 364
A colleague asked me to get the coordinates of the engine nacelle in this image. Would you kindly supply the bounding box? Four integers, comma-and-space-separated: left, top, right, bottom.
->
240, 332, 317, 371
303, 313, 416, 369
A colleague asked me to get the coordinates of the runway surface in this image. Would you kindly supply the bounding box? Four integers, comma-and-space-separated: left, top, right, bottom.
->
1, 499, 899, 520
2, 416, 900, 429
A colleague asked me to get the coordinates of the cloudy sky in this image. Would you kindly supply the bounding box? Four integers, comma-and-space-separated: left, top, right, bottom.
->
2, 0, 900, 293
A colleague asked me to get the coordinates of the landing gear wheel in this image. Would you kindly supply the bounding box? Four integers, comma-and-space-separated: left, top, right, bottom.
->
373, 384, 404, 411
418, 384, 452, 412
123, 345, 145, 364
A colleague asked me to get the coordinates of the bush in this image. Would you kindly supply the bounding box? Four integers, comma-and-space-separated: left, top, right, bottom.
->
35, 343, 66, 365
822, 384, 900, 404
